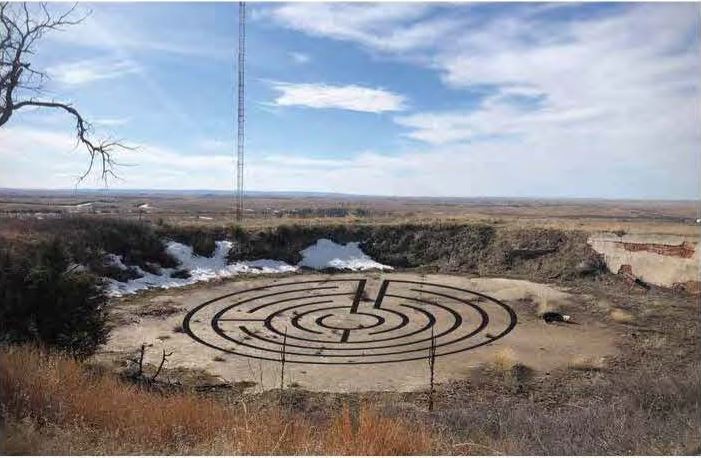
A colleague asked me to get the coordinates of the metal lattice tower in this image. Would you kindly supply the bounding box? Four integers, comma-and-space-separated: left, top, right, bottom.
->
235, 1, 246, 222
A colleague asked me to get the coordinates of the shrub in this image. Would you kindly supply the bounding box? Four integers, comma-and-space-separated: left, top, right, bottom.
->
0, 240, 108, 358
26, 217, 178, 271
191, 232, 216, 257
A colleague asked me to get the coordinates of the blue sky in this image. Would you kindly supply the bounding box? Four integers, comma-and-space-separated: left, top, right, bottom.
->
1, 1, 699, 199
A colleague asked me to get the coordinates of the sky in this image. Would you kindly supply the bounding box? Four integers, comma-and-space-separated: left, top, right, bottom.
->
0, 1, 699, 199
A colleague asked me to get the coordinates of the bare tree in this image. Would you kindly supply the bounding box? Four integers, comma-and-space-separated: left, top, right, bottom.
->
0, 2, 130, 181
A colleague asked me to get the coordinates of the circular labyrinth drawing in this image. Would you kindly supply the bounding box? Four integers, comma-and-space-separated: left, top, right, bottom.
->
183, 277, 518, 364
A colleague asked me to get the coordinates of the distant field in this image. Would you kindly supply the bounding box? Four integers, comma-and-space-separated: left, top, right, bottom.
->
0, 189, 697, 236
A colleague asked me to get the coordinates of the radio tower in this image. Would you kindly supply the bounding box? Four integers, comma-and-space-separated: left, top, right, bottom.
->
235, 1, 246, 222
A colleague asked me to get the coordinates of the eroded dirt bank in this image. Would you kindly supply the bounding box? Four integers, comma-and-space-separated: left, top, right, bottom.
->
164, 222, 700, 293
164, 223, 605, 283
588, 232, 700, 292
3, 217, 697, 293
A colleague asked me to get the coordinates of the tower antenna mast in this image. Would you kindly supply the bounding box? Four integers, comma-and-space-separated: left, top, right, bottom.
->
235, 1, 246, 222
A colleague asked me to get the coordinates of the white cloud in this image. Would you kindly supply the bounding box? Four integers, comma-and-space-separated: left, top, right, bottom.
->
396, 4, 700, 166
261, 3, 455, 53
1, 123, 697, 199
48, 58, 140, 85
259, 3, 700, 199
0, 126, 232, 188
271, 82, 406, 113
394, 90, 608, 145
289, 52, 310, 64
93, 117, 131, 127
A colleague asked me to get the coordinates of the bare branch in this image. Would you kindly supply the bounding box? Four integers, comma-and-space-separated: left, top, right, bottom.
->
150, 349, 173, 383
1, 2, 132, 183
126, 343, 147, 379
12, 99, 134, 181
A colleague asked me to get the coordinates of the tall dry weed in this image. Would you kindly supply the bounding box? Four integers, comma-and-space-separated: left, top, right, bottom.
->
0, 346, 433, 454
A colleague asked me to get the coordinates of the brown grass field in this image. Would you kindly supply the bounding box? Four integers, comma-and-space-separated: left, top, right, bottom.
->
0, 190, 698, 236
0, 346, 432, 455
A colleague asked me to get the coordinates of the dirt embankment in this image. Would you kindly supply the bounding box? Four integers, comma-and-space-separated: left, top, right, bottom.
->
1, 218, 603, 285
162, 223, 603, 283
9, 217, 700, 291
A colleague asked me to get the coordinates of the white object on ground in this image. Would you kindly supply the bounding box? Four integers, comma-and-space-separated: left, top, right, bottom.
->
298, 239, 392, 271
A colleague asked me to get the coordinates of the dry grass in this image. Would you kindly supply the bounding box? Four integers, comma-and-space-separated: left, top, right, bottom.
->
435, 361, 701, 455
492, 347, 517, 372
610, 308, 635, 323
535, 295, 557, 316
0, 346, 433, 454
568, 355, 606, 371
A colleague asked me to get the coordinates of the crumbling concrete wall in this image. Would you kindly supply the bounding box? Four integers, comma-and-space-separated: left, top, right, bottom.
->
588, 233, 700, 290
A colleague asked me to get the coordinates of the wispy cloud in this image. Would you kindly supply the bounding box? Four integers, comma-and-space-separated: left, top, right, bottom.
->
260, 2, 699, 199
0, 126, 232, 188
47, 3, 231, 60
289, 51, 310, 64
2, 123, 697, 199
48, 58, 140, 85
393, 4, 700, 157
93, 117, 131, 127
261, 3, 459, 53
270, 82, 406, 113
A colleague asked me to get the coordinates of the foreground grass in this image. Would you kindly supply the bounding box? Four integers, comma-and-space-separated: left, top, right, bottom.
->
0, 346, 432, 454
2, 316, 699, 455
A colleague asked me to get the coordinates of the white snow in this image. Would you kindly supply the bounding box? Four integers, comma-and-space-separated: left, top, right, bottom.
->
298, 239, 393, 271
105, 241, 296, 297
105, 238, 390, 297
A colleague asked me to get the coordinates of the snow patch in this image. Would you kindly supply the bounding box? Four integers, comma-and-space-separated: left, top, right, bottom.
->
298, 239, 392, 271
105, 241, 296, 297
105, 238, 390, 297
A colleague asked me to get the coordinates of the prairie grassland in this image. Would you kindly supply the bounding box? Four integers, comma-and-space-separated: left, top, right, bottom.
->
1, 192, 697, 237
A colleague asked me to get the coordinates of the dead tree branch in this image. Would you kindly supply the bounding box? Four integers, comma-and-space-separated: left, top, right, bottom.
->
126, 343, 147, 379
127, 344, 172, 384
151, 349, 173, 383
0, 2, 132, 182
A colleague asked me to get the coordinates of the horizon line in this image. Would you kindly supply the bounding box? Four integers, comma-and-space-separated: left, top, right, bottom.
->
0, 187, 697, 203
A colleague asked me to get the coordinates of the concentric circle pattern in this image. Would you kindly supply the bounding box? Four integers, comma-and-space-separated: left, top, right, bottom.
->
183, 277, 517, 364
